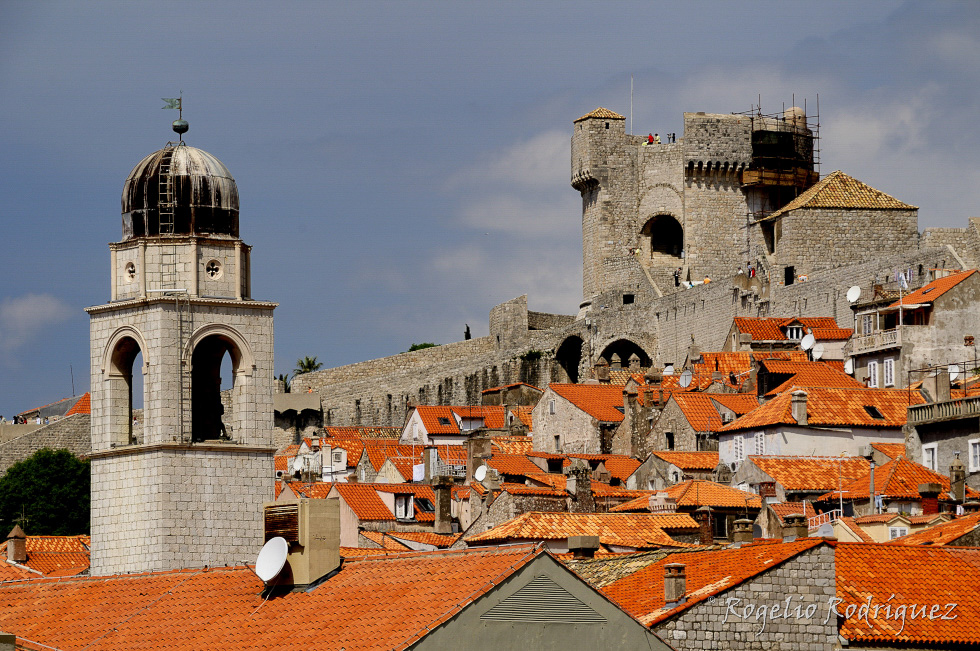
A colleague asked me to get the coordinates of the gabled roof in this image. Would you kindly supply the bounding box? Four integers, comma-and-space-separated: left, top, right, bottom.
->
669, 393, 759, 431
721, 387, 922, 431
331, 483, 395, 521
548, 384, 625, 422
491, 435, 532, 455
734, 317, 852, 342
745, 456, 870, 492
764, 170, 916, 220
64, 393, 91, 416
651, 451, 719, 472
768, 501, 816, 523
870, 441, 905, 460
888, 510, 980, 546
599, 539, 826, 626
466, 512, 699, 549
485, 453, 544, 478
414, 406, 461, 434
837, 543, 980, 646
660, 351, 807, 392
0, 545, 548, 650
760, 361, 866, 396
888, 268, 977, 308
323, 426, 400, 440
821, 455, 978, 502
287, 482, 333, 499
0, 535, 90, 578
835, 517, 877, 543
386, 531, 461, 549
611, 480, 762, 512
566, 454, 642, 481
574, 107, 625, 122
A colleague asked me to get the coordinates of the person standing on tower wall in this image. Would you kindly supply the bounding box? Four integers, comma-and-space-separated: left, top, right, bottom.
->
654, 133, 661, 144
648, 133, 654, 145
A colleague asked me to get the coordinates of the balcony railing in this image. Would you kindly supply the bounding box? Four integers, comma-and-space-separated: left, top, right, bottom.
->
808, 508, 841, 531
844, 327, 902, 356
908, 395, 980, 426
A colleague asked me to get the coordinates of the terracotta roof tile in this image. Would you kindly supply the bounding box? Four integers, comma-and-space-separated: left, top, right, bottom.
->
0, 536, 90, 577
287, 482, 333, 499
889, 511, 980, 546
549, 384, 626, 422
415, 406, 461, 434
769, 501, 817, 523
565, 454, 642, 481
765, 170, 916, 220
611, 480, 762, 512
386, 532, 461, 549
486, 453, 545, 478
491, 436, 532, 455
332, 483, 396, 521
722, 386, 923, 430
746, 456, 870, 492
836, 517, 877, 542
888, 268, 977, 307
574, 107, 625, 122
323, 426, 401, 440
761, 361, 866, 396
871, 442, 906, 460
822, 455, 979, 502
670, 393, 759, 431
466, 512, 699, 549
64, 393, 90, 416
651, 451, 719, 472
734, 317, 848, 342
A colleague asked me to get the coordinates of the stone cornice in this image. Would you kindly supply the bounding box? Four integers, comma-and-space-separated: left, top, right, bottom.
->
85, 297, 278, 314
85, 441, 276, 460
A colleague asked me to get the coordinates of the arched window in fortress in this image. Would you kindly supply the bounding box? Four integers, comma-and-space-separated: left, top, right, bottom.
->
106, 335, 145, 446
555, 336, 584, 383
640, 215, 683, 262
600, 339, 651, 370
191, 334, 241, 442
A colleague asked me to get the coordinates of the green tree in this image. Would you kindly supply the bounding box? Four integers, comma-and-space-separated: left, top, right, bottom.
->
293, 356, 322, 376
407, 342, 439, 352
277, 373, 291, 393
0, 448, 90, 535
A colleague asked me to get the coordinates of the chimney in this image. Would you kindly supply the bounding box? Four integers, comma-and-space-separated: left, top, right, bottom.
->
628, 353, 641, 371
950, 453, 967, 503
566, 460, 595, 513
595, 359, 611, 383
263, 498, 340, 589
695, 506, 714, 545
962, 500, 980, 513
423, 445, 439, 484
6, 525, 26, 563
433, 475, 453, 535
567, 535, 600, 559
782, 514, 808, 541
918, 482, 943, 515
732, 518, 754, 544
739, 333, 753, 352
790, 390, 808, 426
663, 563, 687, 604
937, 368, 952, 402
465, 434, 492, 485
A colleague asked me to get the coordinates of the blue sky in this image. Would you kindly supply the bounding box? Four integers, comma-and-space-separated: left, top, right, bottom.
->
2, 1, 979, 416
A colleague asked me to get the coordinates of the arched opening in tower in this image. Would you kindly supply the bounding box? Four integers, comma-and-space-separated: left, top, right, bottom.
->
555, 336, 584, 383
640, 215, 684, 263
107, 336, 143, 446
600, 339, 651, 370
190, 334, 242, 442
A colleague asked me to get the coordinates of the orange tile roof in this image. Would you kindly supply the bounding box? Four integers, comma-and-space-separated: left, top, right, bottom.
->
466, 512, 699, 549
64, 393, 91, 416
565, 454, 642, 481
601, 539, 826, 626
769, 501, 817, 523
611, 480, 762, 512
670, 393, 759, 431
359, 530, 412, 551
386, 531, 461, 548
822, 455, 979, 502
323, 426, 400, 440
765, 170, 916, 220
889, 511, 980, 546
574, 107, 625, 122
661, 351, 808, 392
513, 406, 533, 429
321, 436, 365, 466
451, 405, 506, 428
722, 387, 923, 431
0, 545, 546, 650
888, 268, 977, 307
287, 482, 333, 499
415, 406, 461, 434
486, 453, 545, 477
734, 317, 849, 342
332, 483, 395, 521
651, 451, 719, 472
0, 536, 90, 577
746, 456, 870, 492
339, 546, 401, 557
870, 442, 905, 460
548, 384, 626, 422
836, 517, 877, 543
491, 435, 532, 455
761, 361, 866, 396
836, 543, 980, 645
274, 455, 289, 473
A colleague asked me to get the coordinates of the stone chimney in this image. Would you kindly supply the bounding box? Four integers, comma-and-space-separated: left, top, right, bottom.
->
739, 333, 753, 352
595, 359, 611, 383
937, 368, 952, 402
663, 563, 687, 604
950, 453, 967, 504
918, 482, 943, 515
695, 506, 713, 545
732, 518, 754, 544
423, 445, 439, 484
628, 353, 641, 371
465, 434, 493, 485
790, 390, 808, 426
568, 535, 600, 559
433, 475, 453, 535
782, 514, 808, 541
6, 525, 26, 563
566, 460, 595, 513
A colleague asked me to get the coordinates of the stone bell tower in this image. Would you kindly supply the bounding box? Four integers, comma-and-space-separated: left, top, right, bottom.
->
87, 118, 276, 575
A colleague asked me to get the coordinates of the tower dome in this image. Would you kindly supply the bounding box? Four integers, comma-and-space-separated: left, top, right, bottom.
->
121, 142, 239, 240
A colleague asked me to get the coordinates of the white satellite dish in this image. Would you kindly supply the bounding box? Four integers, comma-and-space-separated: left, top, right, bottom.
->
846, 286, 862, 303
474, 465, 487, 482
844, 358, 854, 375
812, 343, 825, 360
800, 334, 815, 351
663, 365, 675, 375
255, 536, 288, 583
949, 364, 961, 381
679, 369, 693, 388
291, 457, 303, 473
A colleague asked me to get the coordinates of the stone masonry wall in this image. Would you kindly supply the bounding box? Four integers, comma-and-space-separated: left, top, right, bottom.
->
0, 414, 91, 475
654, 545, 837, 650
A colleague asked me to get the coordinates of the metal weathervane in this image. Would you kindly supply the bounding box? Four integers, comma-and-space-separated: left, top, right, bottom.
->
162, 94, 189, 140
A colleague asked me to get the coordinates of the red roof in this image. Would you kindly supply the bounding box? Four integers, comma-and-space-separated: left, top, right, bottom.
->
611, 480, 762, 512
287, 482, 333, 499
64, 393, 91, 416
822, 455, 979, 502
548, 384, 626, 422
759, 360, 866, 396
746, 456, 870, 492
0, 536, 90, 578
769, 501, 817, 523
837, 543, 980, 645
870, 442, 906, 460
466, 512, 699, 549
651, 451, 719, 472
888, 269, 977, 307
670, 393, 759, 431
734, 317, 850, 342
331, 484, 396, 521
486, 453, 546, 478
888, 511, 980, 546
491, 436, 532, 455
415, 406, 461, 434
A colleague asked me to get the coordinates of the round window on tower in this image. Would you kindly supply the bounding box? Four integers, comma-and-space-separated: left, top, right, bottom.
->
205, 259, 223, 280
125, 261, 137, 282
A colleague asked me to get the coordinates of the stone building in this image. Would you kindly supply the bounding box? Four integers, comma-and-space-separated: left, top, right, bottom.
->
86, 125, 276, 575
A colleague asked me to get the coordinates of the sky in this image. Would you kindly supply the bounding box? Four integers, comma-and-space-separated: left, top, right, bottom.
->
2, 1, 979, 417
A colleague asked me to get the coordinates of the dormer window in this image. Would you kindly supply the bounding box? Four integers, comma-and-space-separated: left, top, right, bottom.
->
394, 494, 414, 519
786, 326, 803, 340
437, 417, 451, 426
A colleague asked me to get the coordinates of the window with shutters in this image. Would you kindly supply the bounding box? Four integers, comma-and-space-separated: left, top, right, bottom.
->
754, 431, 765, 455
883, 358, 895, 387
867, 361, 879, 388
734, 436, 744, 462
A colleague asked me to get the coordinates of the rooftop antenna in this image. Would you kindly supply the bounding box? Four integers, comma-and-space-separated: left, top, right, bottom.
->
162, 93, 188, 141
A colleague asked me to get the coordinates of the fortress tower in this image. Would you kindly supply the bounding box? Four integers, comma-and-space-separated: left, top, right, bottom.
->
86, 122, 276, 575
571, 106, 816, 303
